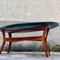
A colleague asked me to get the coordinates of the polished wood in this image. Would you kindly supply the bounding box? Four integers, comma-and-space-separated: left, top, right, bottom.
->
4, 36, 44, 42
0, 25, 50, 57
40, 25, 50, 57
0, 31, 6, 54
7, 33, 12, 54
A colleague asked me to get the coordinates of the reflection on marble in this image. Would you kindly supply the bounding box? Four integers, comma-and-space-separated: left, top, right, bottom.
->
0, 52, 60, 60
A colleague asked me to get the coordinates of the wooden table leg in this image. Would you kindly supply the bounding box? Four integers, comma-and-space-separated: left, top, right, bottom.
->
7, 33, 12, 54
42, 39, 48, 57
0, 41, 5, 54
42, 25, 50, 57
0, 31, 6, 54
45, 40, 50, 56
45, 29, 50, 56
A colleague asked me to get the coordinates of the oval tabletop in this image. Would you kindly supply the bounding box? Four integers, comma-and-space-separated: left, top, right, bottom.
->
0, 22, 58, 31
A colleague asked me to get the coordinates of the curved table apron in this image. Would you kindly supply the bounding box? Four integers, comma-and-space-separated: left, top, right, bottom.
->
0, 22, 58, 57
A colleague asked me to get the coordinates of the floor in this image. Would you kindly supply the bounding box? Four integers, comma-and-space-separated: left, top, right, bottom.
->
0, 52, 60, 60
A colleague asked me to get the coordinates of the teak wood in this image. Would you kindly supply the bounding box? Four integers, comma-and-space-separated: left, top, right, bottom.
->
0, 25, 50, 57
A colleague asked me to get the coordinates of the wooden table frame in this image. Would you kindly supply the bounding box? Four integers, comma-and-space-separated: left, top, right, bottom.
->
0, 25, 50, 57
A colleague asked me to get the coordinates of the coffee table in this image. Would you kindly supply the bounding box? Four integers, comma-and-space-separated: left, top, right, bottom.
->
0, 22, 58, 57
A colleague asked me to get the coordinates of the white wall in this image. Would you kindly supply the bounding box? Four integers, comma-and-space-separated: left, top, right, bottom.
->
0, 0, 60, 22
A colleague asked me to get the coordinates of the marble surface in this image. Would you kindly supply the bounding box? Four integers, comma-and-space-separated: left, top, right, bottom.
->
0, 22, 58, 31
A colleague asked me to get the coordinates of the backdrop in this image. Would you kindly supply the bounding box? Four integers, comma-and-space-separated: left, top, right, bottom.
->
0, 0, 60, 22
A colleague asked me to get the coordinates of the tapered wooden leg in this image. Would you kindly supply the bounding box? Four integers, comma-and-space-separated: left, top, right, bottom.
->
7, 42, 12, 53
45, 40, 50, 56
0, 31, 6, 54
7, 33, 12, 54
45, 29, 50, 56
42, 26, 50, 57
42, 40, 48, 57
0, 41, 5, 54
